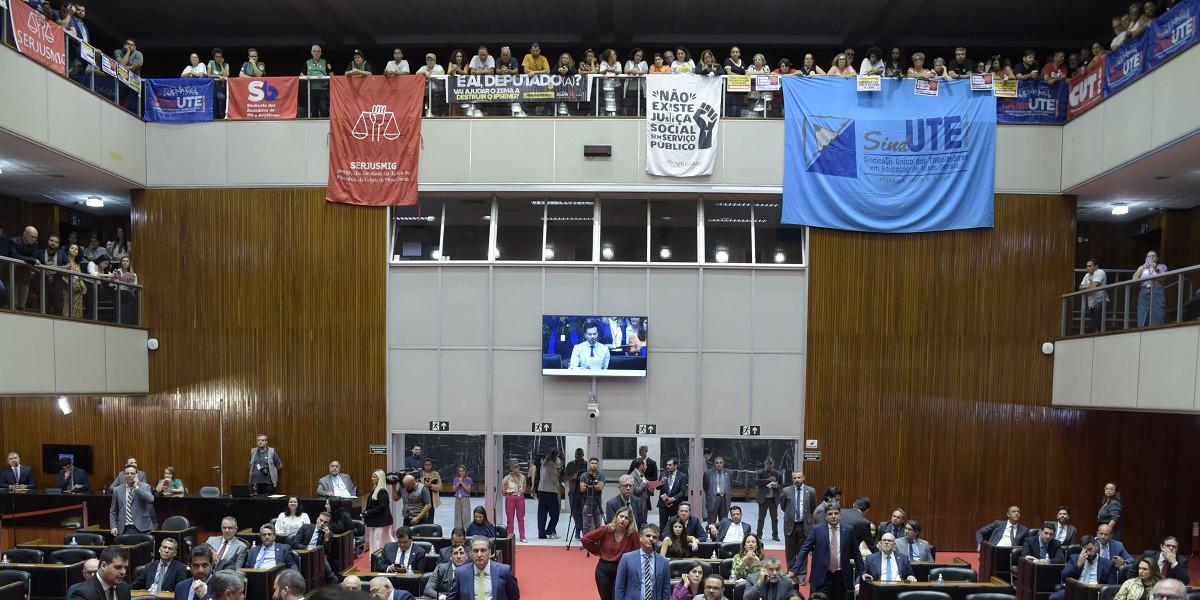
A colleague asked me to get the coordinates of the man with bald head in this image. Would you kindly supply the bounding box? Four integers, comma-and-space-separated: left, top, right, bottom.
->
399, 474, 433, 525
1150, 579, 1187, 600
976, 505, 1028, 551
369, 576, 415, 600
340, 575, 362, 593
8, 226, 41, 310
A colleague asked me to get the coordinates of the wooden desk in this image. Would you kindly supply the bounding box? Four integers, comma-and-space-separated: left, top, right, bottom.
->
911, 558, 972, 583
240, 566, 286, 600
339, 569, 424, 597
1063, 578, 1114, 600
18, 538, 154, 569
327, 531, 353, 574
131, 592, 176, 598
0, 581, 25, 600
860, 577, 1016, 600
0, 561, 84, 600
79, 524, 203, 553
980, 541, 1018, 583
1015, 557, 1066, 600
294, 547, 324, 592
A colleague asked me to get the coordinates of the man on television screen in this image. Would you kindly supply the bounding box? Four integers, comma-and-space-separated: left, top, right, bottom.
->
569, 320, 610, 370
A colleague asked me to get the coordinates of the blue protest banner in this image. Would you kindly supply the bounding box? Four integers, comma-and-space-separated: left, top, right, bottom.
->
1105, 33, 1147, 95
996, 80, 1066, 124
1146, 0, 1200, 69
782, 77, 995, 233
144, 78, 213, 122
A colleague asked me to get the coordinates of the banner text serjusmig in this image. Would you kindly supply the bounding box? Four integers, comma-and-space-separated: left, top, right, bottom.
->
645, 75, 722, 177
327, 75, 423, 206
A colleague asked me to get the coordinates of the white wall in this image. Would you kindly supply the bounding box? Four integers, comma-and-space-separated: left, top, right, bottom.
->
0, 312, 149, 395
1061, 42, 1200, 190
0, 44, 146, 185
387, 265, 807, 438
1052, 325, 1200, 412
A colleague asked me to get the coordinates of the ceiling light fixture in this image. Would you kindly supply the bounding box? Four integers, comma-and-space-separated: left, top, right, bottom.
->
714, 248, 730, 264
57, 396, 72, 415
85, 196, 104, 208
1111, 203, 1129, 216
659, 247, 672, 260
774, 251, 786, 263
543, 246, 555, 260
601, 246, 614, 260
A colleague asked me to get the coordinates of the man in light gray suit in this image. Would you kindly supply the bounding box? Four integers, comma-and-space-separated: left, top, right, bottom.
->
109, 465, 155, 535
205, 517, 249, 572
702, 456, 732, 526
317, 461, 357, 498
779, 471, 817, 581
895, 519, 933, 562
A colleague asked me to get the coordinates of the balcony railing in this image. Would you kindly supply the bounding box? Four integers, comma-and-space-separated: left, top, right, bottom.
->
1, 255, 143, 327
1060, 264, 1199, 338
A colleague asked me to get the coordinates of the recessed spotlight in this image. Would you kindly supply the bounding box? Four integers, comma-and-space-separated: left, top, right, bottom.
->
601, 246, 614, 260
773, 251, 786, 263
430, 249, 442, 260
659, 247, 672, 260
85, 196, 104, 208
714, 248, 730, 264
543, 246, 555, 260
57, 396, 72, 415
1111, 203, 1129, 215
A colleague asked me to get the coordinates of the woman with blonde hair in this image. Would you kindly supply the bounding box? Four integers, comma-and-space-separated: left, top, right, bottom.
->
360, 469, 393, 554
828, 53, 857, 77
1112, 557, 1161, 600
582, 506, 639, 600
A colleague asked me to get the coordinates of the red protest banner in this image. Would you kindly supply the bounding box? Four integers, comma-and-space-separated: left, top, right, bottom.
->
10, 0, 67, 76
1067, 55, 1105, 121
326, 75, 423, 206
225, 77, 298, 120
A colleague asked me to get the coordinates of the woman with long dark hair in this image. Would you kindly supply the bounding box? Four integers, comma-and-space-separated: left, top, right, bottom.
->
275, 496, 310, 538
465, 505, 497, 538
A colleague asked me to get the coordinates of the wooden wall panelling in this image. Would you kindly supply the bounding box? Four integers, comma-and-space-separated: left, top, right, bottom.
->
805, 194, 1200, 553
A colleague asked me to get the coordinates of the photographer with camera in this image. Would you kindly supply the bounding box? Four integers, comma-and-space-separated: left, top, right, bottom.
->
248, 434, 282, 495
394, 474, 433, 526
579, 457, 607, 536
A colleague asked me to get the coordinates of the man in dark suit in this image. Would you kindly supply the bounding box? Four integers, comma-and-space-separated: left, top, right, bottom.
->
857, 533, 917, 590
1094, 524, 1132, 568
976, 505, 1028, 550
109, 465, 155, 536
1020, 523, 1067, 564
755, 457, 785, 541
58, 458, 91, 493
132, 538, 187, 593
702, 457, 732, 525
606, 474, 648, 530
64, 559, 100, 600
708, 506, 752, 543
628, 446, 658, 481
243, 524, 299, 571
291, 511, 337, 584
438, 529, 469, 563
376, 526, 428, 574
743, 556, 796, 600
3, 451, 36, 490
1049, 537, 1115, 600
369, 577, 415, 600
614, 524, 671, 600
780, 470, 817, 580
1141, 536, 1189, 584
896, 520, 933, 562
788, 503, 859, 600
173, 546, 213, 600
656, 458, 687, 531
1054, 506, 1078, 545
878, 508, 907, 542
665, 502, 708, 542
446, 536, 519, 600
69, 546, 132, 600
841, 497, 878, 554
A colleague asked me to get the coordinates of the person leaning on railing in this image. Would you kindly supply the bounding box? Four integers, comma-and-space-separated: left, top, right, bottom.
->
182, 53, 207, 78
1133, 250, 1168, 327
208, 48, 230, 119
304, 45, 331, 118
62, 243, 87, 318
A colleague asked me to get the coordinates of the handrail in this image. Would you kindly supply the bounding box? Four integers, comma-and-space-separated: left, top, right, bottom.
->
0, 255, 143, 289
1, 254, 144, 326
1060, 263, 1200, 298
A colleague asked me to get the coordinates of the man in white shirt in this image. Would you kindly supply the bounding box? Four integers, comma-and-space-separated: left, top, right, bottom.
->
317, 460, 357, 498
569, 321, 611, 370
464, 46, 495, 117
1079, 259, 1107, 332
709, 506, 752, 543
385, 48, 410, 76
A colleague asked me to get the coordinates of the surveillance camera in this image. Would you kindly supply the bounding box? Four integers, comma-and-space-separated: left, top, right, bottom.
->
587, 402, 599, 419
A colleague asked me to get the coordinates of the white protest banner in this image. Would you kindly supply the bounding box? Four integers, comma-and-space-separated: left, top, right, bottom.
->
856, 75, 881, 92
645, 74, 722, 177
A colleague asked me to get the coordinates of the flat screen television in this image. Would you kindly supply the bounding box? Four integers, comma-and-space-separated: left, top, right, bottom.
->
41, 443, 94, 475
542, 315, 647, 377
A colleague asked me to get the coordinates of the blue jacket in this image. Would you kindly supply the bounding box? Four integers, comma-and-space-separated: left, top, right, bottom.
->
58, 468, 91, 493
614, 550, 671, 600
792, 522, 859, 589
860, 552, 913, 584
173, 577, 211, 600
1095, 541, 1133, 564
446, 561, 519, 600
1062, 554, 1116, 585
243, 544, 299, 570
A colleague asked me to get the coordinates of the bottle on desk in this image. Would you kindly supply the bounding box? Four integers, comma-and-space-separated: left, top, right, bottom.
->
1, 554, 9, 566
70, 537, 79, 546
711, 550, 717, 560
936, 574, 944, 585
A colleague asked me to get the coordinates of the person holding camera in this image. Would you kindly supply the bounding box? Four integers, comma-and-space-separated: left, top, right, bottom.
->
248, 434, 282, 494
395, 474, 433, 526
580, 457, 607, 536
362, 469, 394, 554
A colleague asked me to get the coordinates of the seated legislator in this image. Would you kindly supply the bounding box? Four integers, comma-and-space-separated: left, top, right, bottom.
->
318, 460, 357, 498
1094, 524, 1133, 568
1139, 536, 1188, 584
376, 526, 427, 575
1048, 536, 1117, 600
69, 547, 132, 600
659, 519, 699, 559
206, 517, 249, 572
446, 536, 519, 600
857, 533, 917, 592
569, 321, 611, 370
743, 556, 796, 600
65, 559, 100, 600
175, 545, 214, 600
975, 505, 1028, 550
132, 538, 188, 593
439, 529, 469, 562
1054, 506, 1078, 545
244, 523, 299, 570
1021, 523, 1067, 564
708, 505, 753, 544
369, 576, 415, 600
3, 451, 37, 489
895, 520, 932, 562
291, 511, 338, 584
665, 502, 709, 542
426, 543, 469, 599
155, 466, 186, 496
58, 457, 92, 492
